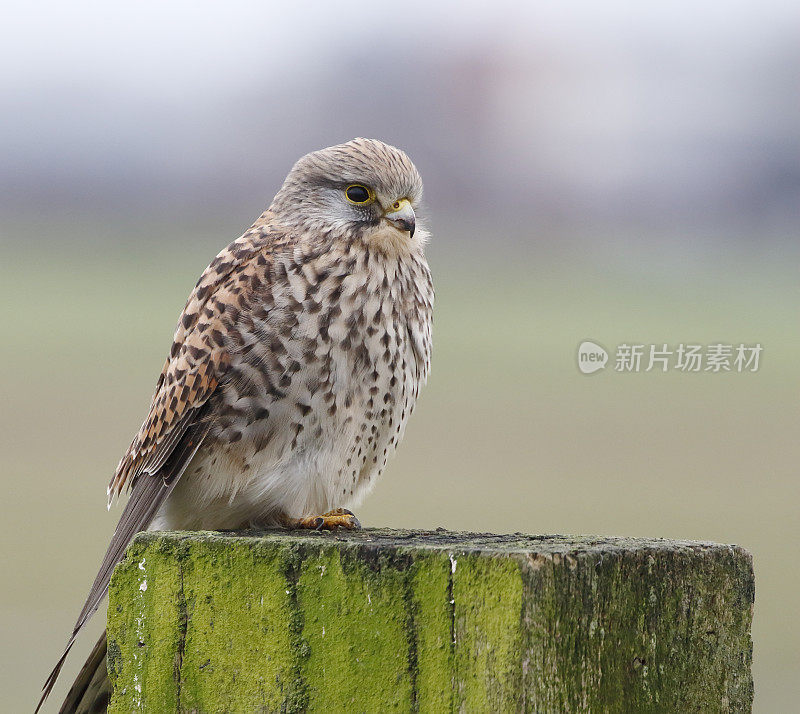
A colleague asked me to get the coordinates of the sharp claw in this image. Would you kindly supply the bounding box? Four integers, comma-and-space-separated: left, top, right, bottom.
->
294, 510, 361, 531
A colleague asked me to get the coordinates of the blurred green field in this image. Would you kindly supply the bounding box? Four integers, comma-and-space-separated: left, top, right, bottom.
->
2, 225, 797, 712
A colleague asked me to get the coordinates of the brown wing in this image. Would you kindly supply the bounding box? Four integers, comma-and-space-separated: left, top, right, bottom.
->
36, 225, 273, 713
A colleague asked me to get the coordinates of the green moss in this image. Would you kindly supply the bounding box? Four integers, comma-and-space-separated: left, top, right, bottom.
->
522, 546, 754, 712
177, 538, 298, 713
452, 553, 524, 712
296, 544, 414, 711
408, 552, 454, 711
107, 530, 753, 713
107, 536, 183, 712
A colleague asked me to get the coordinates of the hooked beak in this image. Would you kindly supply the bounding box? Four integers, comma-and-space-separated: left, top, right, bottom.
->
383, 198, 415, 238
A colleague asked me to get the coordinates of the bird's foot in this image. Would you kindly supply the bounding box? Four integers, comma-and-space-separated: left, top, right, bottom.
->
292, 508, 361, 531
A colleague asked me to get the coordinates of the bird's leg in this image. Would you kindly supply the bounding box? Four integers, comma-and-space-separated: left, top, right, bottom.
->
289, 508, 361, 531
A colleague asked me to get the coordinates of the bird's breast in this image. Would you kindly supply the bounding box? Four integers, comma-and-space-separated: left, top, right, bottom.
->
166, 247, 432, 528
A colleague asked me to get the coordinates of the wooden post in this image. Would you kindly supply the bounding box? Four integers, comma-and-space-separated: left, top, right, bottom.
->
107, 529, 753, 712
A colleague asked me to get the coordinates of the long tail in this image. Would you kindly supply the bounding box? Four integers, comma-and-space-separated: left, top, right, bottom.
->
58, 631, 111, 714
37, 413, 211, 712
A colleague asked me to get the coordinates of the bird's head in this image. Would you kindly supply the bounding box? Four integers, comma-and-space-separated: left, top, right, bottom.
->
270, 138, 426, 254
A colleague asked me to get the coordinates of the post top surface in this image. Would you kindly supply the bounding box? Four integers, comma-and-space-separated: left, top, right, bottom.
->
134, 528, 748, 558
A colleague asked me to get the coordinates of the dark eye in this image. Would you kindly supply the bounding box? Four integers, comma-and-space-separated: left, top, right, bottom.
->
345, 184, 373, 205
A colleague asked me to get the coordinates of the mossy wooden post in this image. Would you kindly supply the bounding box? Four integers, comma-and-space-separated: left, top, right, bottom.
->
106, 530, 754, 713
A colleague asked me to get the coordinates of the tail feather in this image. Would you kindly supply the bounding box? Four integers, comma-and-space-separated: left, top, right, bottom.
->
37, 410, 212, 711
58, 631, 111, 714
35, 641, 75, 714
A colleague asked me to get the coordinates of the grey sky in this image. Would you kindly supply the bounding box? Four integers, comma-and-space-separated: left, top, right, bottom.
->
2, 2, 798, 236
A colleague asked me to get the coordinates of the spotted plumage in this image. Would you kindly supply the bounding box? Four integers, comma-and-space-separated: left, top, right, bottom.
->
38, 138, 433, 713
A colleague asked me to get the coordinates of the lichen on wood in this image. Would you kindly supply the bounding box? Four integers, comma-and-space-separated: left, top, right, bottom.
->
107, 529, 754, 713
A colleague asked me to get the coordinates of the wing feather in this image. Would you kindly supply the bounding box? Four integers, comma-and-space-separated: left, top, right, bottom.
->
107, 229, 268, 501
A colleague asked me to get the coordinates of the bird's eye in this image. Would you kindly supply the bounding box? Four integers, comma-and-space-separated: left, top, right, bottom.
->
345, 184, 373, 205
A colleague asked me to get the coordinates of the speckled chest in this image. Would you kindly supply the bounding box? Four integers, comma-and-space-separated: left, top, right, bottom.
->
208, 242, 433, 500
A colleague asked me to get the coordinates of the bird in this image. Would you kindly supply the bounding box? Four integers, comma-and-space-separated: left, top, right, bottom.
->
36, 138, 434, 713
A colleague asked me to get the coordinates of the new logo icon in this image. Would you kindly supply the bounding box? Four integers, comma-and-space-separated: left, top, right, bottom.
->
577, 340, 608, 374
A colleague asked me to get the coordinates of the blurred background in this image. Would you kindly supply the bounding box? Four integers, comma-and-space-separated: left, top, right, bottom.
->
2, 1, 798, 710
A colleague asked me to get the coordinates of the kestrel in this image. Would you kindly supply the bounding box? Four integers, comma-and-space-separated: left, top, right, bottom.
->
37, 138, 434, 713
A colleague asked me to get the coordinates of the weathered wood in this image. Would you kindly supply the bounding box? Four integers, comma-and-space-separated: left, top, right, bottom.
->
107, 529, 754, 713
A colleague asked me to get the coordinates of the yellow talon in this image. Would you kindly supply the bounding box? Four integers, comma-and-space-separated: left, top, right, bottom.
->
293, 508, 361, 531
